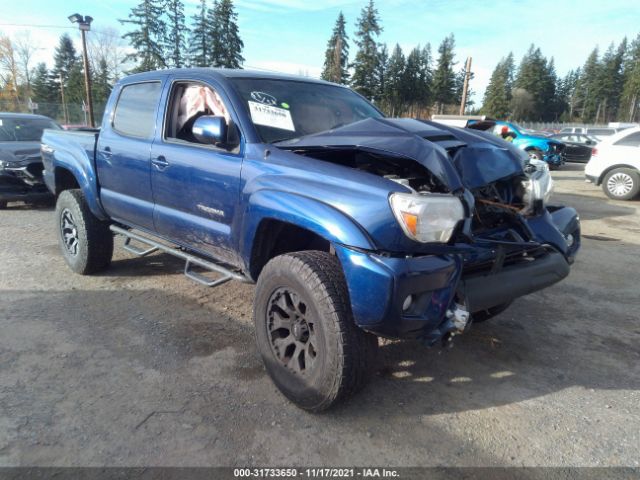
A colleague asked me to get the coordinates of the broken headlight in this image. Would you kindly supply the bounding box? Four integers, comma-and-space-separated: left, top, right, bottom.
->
522, 159, 553, 213
389, 193, 464, 243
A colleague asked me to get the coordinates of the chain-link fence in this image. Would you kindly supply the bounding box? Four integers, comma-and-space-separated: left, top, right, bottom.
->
0, 101, 107, 126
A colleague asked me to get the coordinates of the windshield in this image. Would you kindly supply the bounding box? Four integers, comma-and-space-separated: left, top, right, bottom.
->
228, 78, 384, 143
0, 116, 61, 142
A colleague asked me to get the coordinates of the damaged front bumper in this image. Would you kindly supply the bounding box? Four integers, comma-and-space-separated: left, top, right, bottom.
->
335, 205, 580, 343
0, 162, 52, 204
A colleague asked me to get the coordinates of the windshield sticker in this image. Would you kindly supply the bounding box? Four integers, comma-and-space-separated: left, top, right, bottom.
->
248, 101, 295, 131
250, 91, 277, 106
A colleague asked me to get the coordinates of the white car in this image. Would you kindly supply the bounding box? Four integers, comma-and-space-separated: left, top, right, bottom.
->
585, 127, 640, 200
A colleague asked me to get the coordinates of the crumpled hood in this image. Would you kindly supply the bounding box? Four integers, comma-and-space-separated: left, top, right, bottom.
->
276, 118, 526, 191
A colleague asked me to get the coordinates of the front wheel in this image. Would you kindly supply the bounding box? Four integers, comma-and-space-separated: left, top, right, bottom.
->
602, 168, 640, 200
254, 251, 378, 412
55, 189, 114, 274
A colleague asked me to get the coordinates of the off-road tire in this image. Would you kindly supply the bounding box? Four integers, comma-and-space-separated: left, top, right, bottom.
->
55, 189, 113, 274
472, 302, 512, 323
254, 250, 378, 412
602, 168, 640, 201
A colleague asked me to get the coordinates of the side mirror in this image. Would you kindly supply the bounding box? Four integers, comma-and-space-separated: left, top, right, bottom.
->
586, 140, 594, 145
192, 115, 228, 146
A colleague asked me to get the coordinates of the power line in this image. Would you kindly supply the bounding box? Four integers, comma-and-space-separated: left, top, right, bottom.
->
0, 23, 74, 29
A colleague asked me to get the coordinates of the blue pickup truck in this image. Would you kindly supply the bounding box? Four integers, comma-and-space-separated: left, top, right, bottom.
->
41, 69, 580, 411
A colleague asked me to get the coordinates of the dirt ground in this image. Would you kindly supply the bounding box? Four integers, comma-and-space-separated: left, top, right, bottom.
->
0, 163, 639, 467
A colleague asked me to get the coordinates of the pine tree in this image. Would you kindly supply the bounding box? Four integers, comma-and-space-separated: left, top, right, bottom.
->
165, 0, 188, 68
576, 48, 601, 122
432, 34, 456, 113
383, 44, 405, 116
513, 45, 553, 120
481, 53, 514, 119
375, 44, 388, 102
120, 0, 168, 72
51, 33, 77, 84
31, 62, 58, 119
454, 66, 475, 113
350, 0, 382, 100
621, 33, 640, 122
189, 0, 209, 67
92, 58, 112, 107
418, 44, 433, 107
321, 12, 349, 84
210, 0, 244, 68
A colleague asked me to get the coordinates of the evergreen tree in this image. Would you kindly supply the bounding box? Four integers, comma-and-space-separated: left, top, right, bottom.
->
402, 46, 429, 113
92, 58, 112, 107
189, 0, 210, 67
481, 53, 514, 119
576, 47, 601, 122
51, 33, 77, 84
454, 65, 475, 113
596, 40, 626, 122
513, 45, 553, 120
31, 62, 58, 118
375, 44, 388, 102
383, 44, 405, 116
165, 0, 188, 68
321, 12, 350, 84
350, 0, 382, 100
418, 44, 433, 107
210, 0, 244, 68
120, 0, 168, 72
432, 34, 456, 113
621, 33, 640, 122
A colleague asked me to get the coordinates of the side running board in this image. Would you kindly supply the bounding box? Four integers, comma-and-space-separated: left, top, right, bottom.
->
110, 225, 249, 288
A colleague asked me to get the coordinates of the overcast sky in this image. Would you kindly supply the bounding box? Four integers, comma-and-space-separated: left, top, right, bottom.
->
1, 0, 638, 104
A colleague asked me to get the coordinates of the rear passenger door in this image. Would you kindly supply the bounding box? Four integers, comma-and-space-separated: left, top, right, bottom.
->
96, 80, 164, 232
149, 78, 244, 267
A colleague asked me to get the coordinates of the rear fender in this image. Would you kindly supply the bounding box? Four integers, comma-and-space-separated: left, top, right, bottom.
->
52, 155, 107, 220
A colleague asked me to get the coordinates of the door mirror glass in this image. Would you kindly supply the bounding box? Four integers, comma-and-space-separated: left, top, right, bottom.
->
192, 115, 228, 146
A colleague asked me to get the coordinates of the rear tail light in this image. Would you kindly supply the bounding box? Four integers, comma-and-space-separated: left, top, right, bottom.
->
591, 148, 598, 156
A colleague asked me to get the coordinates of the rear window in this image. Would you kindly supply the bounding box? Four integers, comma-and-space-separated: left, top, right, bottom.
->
587, 128, 615, 136
112, 82, 162, 138
0, 116, 60, 142
614, 131, 640, 147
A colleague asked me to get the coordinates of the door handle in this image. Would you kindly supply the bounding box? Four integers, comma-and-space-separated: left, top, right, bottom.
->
151, 155, 170, 170
101, 146, 112, 159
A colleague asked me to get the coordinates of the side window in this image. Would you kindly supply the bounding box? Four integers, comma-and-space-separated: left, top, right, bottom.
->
164, 82, 232, 145
614, 132, 640, 147
112, 82, 162, 138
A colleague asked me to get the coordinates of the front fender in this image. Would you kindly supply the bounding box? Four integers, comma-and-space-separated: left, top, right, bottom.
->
239, 189, 376, 268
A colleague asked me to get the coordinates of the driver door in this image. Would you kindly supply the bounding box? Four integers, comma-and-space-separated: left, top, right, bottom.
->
150, 78, 244, 267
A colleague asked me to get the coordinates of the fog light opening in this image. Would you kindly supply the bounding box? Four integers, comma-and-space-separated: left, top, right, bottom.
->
402, 295, 413, 312
566, 233, 574, 247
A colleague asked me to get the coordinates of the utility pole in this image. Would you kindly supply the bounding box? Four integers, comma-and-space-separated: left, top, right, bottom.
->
459, 56, 472, 115
59, 73, 69, 124
68, 13, 95, 127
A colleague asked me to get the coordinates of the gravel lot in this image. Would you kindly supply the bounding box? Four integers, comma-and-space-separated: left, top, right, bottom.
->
1, 163, 639, 467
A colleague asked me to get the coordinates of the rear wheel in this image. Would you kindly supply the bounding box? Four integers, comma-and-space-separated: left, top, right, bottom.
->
602, 168, 640, 200
55, 189, 114, 274
254, 250, 378, 412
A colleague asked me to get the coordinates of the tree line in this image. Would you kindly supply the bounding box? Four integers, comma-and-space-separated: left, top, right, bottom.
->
482, 37, 640, 123
0, 0, 244, 122
1, 0, 639, 125
321, 1, 471, 118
